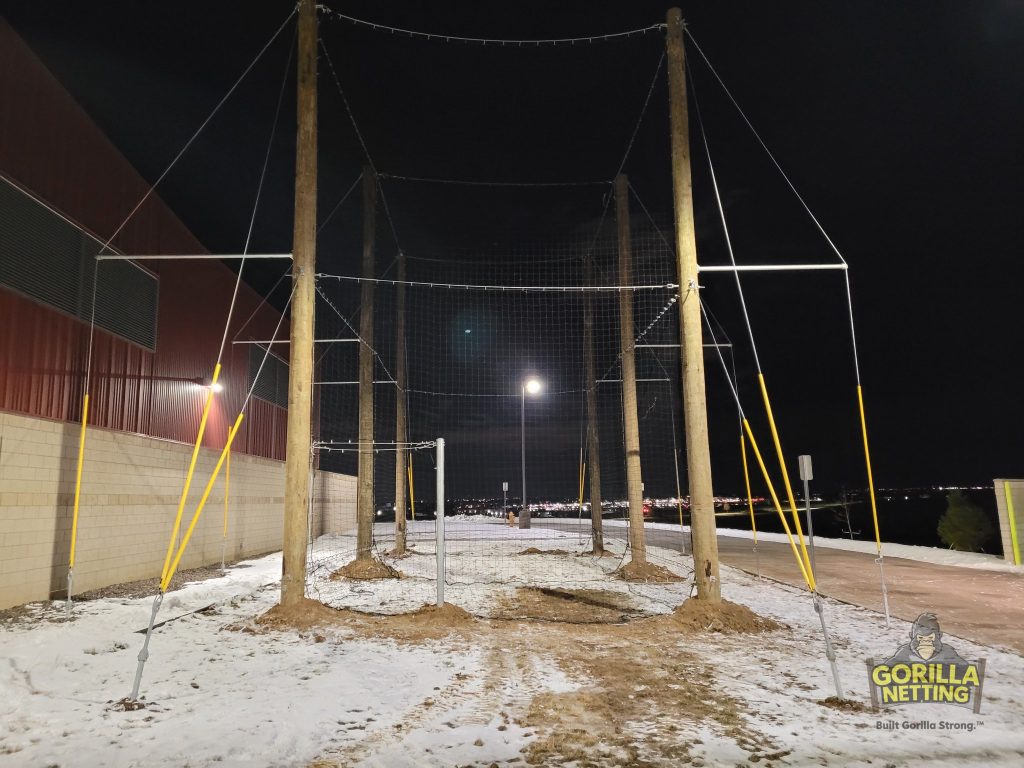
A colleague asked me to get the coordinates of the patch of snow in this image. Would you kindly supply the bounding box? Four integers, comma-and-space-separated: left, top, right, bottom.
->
1, 519, 1022, 766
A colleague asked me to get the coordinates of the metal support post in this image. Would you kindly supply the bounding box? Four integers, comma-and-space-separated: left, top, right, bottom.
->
798, 455, 818, 579
435, 438, 445, 607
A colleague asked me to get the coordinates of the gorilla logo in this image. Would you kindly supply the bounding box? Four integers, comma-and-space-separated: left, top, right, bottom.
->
884, 613, 968, 665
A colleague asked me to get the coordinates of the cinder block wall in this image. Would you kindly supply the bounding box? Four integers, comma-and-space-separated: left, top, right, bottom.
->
313, 469, 357, 539
993, 478, 1024, 566
0, 410, 355, 609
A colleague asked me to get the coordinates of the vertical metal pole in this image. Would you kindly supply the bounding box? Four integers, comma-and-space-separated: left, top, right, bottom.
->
435, 438, 445, 607
803, 476, 817, 579
798, 454, 818, 581
666, 8, 719, 599
281, 0, 317, 606
356, 167, 378, 560
616, 174, 647, 565
519, 386, 530, 529
394, 252, 408, 555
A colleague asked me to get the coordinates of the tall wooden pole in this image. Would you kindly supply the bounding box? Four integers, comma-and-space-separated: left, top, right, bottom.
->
281, 0, 317, 606
615, 173, 647, 565
393, 251, 408, 555
666, 8, 721, 600
355, 166, 378, 561
583, 253, 604, 554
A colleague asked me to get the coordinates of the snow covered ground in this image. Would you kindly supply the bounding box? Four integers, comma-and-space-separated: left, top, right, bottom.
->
1, 518, 1022, 767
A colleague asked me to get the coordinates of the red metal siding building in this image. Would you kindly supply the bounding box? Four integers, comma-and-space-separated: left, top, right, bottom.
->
0, 18, 287, 458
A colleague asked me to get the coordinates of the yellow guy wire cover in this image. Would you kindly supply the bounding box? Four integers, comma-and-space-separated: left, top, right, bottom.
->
161, 363, 221, 584
68, 393, 90, 569
162, 413, 244, 592
407, 455, 415, 520
740, 432, 757, 546
757, 373, 814, 580
857, 385, 883, 554
1005, 481, 1022, 566
743, 419, 815, 591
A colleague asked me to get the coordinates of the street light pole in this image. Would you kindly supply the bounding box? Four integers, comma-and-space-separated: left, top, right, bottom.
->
520, 383, 529, 529
519, 377, 542, 529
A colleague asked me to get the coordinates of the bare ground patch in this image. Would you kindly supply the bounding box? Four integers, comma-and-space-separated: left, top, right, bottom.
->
492, 587, 645, 623
517, 547, 572, 556
819, 696, 872, 713
511, 620, 780, 766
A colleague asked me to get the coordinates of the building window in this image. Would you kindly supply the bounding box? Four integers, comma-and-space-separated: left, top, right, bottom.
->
0, 175, 158, 350
248, 344, 289, 408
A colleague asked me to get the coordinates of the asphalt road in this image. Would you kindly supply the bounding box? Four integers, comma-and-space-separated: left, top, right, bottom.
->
532, 518, 1024, 654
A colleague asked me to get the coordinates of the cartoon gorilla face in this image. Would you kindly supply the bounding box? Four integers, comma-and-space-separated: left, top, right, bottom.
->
910, 613, 943, 659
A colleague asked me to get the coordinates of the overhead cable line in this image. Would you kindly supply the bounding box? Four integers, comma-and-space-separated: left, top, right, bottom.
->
319, 6, 665, 47
315, 273, 676, 292
614, 50, 666, 178
318, 37, 404, 252
377, 173, 610, 188
217, 24, 296, 366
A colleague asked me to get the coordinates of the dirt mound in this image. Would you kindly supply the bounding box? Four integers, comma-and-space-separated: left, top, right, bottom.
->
254, 598, 476, 642
613, 560, 685, 583
518, 547, 571, 556
668, 598, 783, 633
257, 598, 348, 631
577, 548, 617, 558
330, 558, 401, 580
819, 696, 871, 712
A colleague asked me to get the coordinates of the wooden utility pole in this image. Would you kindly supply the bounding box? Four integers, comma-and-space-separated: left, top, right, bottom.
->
583, 253, 604, 554
666, 8, 721, 600
356, 166, 377, 561
393, 251, 408, 555
615, 173, 647, 565
281, 0, 317, 606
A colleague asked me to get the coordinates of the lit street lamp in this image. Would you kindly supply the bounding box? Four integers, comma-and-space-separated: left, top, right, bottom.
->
520, 376, 543, 529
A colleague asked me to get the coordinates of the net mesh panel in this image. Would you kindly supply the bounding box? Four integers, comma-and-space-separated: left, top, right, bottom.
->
306, 182, 691, 611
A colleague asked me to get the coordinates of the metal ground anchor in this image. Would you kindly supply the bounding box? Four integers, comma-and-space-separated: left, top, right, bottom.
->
64, 569, 74, 620
813, 592, 843, 699
129, 592, 164, 702
875, 556, 891, 628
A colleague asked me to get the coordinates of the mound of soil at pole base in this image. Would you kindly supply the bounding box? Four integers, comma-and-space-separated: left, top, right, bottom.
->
666, 598, 784, 634
252, 598, 477, 642
330, 558, 401, 580
613, 559, 685, 583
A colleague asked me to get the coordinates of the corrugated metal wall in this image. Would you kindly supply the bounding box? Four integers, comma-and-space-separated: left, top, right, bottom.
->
0, 18, 288, 461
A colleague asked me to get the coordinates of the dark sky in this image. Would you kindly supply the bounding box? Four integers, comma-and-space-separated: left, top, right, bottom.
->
4, 1, 1023, 496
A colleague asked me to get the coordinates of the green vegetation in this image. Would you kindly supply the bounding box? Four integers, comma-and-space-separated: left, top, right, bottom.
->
937, 490, 995, 552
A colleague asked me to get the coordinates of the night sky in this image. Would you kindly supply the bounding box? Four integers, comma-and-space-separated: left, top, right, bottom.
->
4, 1, 1023, 496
